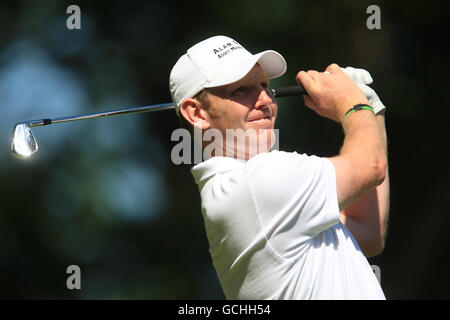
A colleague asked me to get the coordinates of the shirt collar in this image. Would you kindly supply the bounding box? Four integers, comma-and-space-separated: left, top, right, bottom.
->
191, 156, 246, 186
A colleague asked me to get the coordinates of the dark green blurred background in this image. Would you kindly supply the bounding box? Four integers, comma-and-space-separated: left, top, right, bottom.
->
0, 0, 449, 299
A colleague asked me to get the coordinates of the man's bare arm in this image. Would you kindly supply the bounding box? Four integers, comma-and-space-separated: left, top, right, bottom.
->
297, 64, 387, 255
340, 114, 390, 257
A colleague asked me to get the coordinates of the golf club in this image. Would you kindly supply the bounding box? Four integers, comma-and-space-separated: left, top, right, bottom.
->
11, 85, 306, 159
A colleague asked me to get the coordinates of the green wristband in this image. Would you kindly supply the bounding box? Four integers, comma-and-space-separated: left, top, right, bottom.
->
344, 104, 375, 118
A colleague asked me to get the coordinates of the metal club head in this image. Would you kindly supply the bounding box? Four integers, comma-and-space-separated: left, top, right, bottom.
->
11, 123, 38, 159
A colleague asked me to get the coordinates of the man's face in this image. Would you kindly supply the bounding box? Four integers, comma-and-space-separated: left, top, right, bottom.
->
202, 64, 278, 159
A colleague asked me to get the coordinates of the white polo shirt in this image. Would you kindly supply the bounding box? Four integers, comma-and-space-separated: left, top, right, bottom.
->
191, 150, 385, 300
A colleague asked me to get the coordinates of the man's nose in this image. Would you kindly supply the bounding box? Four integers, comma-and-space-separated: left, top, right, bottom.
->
254, 87, 273, 109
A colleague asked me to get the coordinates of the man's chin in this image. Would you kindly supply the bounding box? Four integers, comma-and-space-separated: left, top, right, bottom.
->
201, 127, 278, 160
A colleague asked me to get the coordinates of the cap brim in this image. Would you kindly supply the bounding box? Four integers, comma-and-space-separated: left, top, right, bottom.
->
204, 50, 286, 88
256, 50, 287, 79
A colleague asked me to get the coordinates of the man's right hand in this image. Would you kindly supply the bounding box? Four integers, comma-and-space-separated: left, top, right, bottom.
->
296, 63, 369, 123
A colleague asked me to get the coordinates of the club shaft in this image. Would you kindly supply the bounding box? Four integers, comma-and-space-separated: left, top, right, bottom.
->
26, 102, 175, 127
22, 85, 306, 128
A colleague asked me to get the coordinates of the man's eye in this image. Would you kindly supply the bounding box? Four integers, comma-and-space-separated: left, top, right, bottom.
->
232, 86, 249, 95
261, 82, 269, 89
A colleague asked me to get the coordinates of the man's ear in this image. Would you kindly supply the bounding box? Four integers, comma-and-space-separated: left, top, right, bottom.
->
179, 98, 211, 129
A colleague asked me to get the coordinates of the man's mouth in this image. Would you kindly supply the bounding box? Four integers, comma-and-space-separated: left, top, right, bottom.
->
248, 114, 271, 122
247, 115, 273, 129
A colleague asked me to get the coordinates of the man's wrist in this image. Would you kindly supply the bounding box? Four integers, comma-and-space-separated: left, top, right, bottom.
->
337, 99, 370, 122
344, 104, 375, 119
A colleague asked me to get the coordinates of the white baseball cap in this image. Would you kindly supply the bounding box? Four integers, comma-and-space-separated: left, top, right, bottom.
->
169, 35, 287, 116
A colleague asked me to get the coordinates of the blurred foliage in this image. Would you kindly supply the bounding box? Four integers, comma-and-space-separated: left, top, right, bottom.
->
0, 0, 449, 299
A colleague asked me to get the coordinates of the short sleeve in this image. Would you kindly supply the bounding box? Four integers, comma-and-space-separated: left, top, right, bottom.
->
246, 150, 340, 259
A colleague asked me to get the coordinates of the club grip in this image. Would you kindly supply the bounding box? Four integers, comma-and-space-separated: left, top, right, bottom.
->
271, 85, 306, 97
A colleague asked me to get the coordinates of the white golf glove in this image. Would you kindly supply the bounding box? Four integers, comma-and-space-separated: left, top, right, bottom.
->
342, 66, 386, 115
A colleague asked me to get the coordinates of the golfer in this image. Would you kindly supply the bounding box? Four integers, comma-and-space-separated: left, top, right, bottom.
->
169, 35, 389, 299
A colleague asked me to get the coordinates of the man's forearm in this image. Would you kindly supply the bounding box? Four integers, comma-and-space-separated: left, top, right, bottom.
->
341, 114, 388, 216
334, 110, 387, 210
